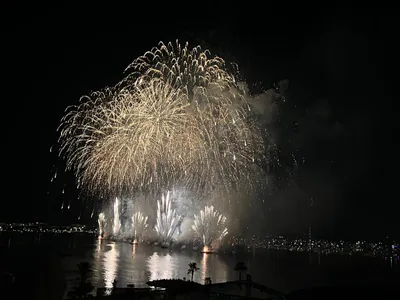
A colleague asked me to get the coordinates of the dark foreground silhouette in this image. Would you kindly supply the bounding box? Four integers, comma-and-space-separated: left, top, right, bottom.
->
286, 282, 400, 300
2, 248, 399, 300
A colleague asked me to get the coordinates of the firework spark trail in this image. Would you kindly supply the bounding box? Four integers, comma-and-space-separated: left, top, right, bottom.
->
58, 41, 268, 197
154, 191, 181, 243
192, 205, 228, 247
131, 211, 148, 241
59, 81, 192, 194
122, 41, 235, 93
98, 212, 106, 237
113, 197, 121, 237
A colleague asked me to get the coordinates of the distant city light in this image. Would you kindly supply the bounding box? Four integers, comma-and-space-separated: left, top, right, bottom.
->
0, 223, 398, 259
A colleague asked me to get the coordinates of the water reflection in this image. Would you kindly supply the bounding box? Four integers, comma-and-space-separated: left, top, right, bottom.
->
92, 242, 230, 286
385, 256, 399, 269
201, 253, 209, 281
4, 234, 399, 294
103, 243, 119, 289
198, 253, 229, 283
96, 239, 102, 252
91, 239, 103, 286
85, 240, 400, 292
147, 252, 176, 281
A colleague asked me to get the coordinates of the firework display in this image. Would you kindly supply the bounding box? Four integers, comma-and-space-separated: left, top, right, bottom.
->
97, 191, 227, 250
98, 212, 106, 238
192, 205, 228, 247
131, 211, 148, 242
57, 40, 284, 249
122, 41, 235, 93
58, 41, 266, 197
112, 197, 121, 237
154, 191, 182, 244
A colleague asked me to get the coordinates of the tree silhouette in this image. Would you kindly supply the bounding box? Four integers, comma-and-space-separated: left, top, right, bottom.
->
187, 262, 199, 281
234, 261, 247, 281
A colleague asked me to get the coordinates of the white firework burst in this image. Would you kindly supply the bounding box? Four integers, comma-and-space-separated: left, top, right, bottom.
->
192, 205, 228, 246
98, 212, 106, 237
154, 191, 182, 243
131, 211, 148, 241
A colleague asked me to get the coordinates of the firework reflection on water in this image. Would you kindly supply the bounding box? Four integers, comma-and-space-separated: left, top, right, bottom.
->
103, 243, 119, 293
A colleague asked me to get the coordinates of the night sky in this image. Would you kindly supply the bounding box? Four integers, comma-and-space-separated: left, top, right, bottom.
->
3, 4, 397, 240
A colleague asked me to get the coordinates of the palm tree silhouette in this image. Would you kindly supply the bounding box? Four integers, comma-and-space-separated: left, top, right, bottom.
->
234, 261, 247, 281
187, 262, 199, 281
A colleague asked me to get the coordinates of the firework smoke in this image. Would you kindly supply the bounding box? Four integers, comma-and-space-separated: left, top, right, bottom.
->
58, 41, 268, 197
98, 212, 106, 237
154, 191, 182, 244
131, 211, 148, 242
192, 205, 228, 247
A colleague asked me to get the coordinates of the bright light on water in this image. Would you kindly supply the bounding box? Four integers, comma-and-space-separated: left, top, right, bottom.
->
147, 252, 175, 281
103, 243, 119, 291
201, 252, 209, 281
5, 235, 397, 296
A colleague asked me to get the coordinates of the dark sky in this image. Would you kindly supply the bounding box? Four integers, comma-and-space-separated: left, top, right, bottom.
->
3, 4, 397, 240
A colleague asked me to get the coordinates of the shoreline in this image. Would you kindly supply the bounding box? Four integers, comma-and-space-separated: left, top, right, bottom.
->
1, 231, 399, 259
